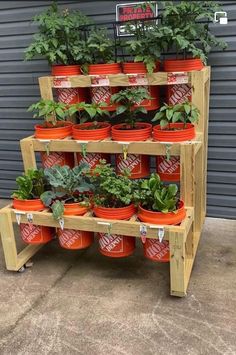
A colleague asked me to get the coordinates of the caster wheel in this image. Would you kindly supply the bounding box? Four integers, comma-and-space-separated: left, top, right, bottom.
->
25, 260, 33, 268
18, 266, 26, 273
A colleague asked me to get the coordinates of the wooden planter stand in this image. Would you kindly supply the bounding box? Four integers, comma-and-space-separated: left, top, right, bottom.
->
0, 67, 210, 297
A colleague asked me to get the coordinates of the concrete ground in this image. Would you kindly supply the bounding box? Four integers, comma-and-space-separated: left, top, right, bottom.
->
0, 199, 236, 355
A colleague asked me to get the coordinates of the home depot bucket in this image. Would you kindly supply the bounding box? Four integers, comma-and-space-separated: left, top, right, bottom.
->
143, 239, 170, 262
77, 153, 110, 170
98, 233, 135, 258
52, 64, 87, 105
116, 154, 150, 179
20, 223, 53, 244
122, 62, 160, 111
156, 155, 180, 182
89, 63, 122, 111
58, 228, 93, 250
41, 152, 75, 169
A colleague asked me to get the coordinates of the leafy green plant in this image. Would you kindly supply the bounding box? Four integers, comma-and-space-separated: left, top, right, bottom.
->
86, 28, 115, 64
12, 169, 46, 200
90, 161, 133, 208
111, 87, 150, 129
152, 101, 200, 129
40, 164, 93, 220
28, 99, 69, 126
133, 173, 179, 213
68, 102, 110, 126
25, 3, 90, 65
162, 1, 227, 63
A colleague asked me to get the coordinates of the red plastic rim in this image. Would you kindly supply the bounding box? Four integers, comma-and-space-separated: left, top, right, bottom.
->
163, 58, 204, 72
153, 123, 195, 142
13, 198, 45, 211
122, 61, 160, 74
112, 122, 152, 142
35, 121, 73, 139
93, 204, 136, 220
72, 122, 111, 140
51, 64, 81, 76
138, 200, 186, 225
88, 63, 122, 75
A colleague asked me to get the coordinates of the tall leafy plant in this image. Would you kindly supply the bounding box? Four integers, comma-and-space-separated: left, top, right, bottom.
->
12, 169, 46, 200
25, 3, 90, 65
86, 28, 115, 64
69, 102, 110, 126
28, 99, 69, 126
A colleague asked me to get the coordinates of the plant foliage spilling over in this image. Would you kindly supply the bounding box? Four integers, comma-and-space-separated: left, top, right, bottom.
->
161, 1, 227, 63
90, 161, 133, 208
69, 102, 110, 124
133, 173, 179, 213
40, 164, 93, 220
111, 87, 150, 129
12, 169, 46, 200
25, 3, 90, 65
28, 99, 69, 126
152, 101, 200, 129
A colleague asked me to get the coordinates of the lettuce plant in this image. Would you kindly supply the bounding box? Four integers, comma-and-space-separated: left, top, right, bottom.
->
12, 169, 46, 200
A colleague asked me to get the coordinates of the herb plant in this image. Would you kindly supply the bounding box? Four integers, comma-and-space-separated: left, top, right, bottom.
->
111, 87, 150, 129
162, 1, 227, 63
152, 101, 200, 129
90, 161, 133, 208
133, 173, 179, 213
69, 102, 110, 126
40, 164, 93, 220
86, 28, 115, 64
25, 3, 90, 65
28, 99, 69, 126
12, 169, 46, 200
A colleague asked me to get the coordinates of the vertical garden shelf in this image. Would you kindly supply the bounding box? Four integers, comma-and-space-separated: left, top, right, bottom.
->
0, 67, 210, 297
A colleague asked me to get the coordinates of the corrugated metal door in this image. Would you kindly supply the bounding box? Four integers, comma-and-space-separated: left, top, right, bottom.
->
0, 1, 235, 219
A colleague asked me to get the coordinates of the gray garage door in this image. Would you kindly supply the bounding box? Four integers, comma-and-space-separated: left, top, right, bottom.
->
0, 0, 235, 219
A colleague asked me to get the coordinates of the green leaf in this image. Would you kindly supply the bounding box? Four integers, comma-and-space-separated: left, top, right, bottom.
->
51, 201, 64, 220
160, 119, 168, 128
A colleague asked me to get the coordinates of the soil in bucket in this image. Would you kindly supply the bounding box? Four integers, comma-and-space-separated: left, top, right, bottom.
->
89, 63, 122, 111
13, 198, 54, 244
122, 62, 160, 111
116, 154, 150, 179
52, 64, 87, 105
93, 204, 136, 257
57, 202, 94, 250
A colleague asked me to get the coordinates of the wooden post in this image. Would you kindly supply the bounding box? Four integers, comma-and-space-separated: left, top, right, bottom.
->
38, 77, 53, 100
180, 144, 195, 207
0, 209, 18, 270
169, 231, 186, 297
20, 137, 37, 171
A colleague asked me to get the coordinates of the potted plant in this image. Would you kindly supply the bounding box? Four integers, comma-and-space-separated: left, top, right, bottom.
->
12, 169, 54, 244
28, 99, 74, 168
152, 101, 200, 142
111, 87, 152, 178
90, 161, 136, 258
70, 101, 111, 169
85, 28, 122, 111
161, 1, 227, 71
134, 173, 186, 262
41, 164, 94, 250
25, 3, 90, 104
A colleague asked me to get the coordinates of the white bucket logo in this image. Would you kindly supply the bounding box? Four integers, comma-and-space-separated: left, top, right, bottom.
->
158, 156, 180, 174
78, 153, 103, 169
146, 239, 169, 260
99, 233, 123, 252
42, 152, 65, 168
91, 87, 111, 105
169, 84, 191, 105
59, 229, 82, 248
57, 88, 78, 104
20, 223, 41, 243
117, 154, 141, 174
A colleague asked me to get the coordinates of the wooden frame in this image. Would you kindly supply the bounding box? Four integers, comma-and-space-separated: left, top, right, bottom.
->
0, 67, 211, 297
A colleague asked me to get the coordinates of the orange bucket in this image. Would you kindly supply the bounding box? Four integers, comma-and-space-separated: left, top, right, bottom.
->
167, 83, 192, 106
116, 154, 150, 179
163, 58, 204, 72
111, 122, 152, 141
34, 121, 73, 139
153, 123, 195, 142
72, 122, 111, 141
13, 198, 54, 245
52, 64, 87, 105
156, 155, 180, 182
93, 204, 136, 220
77, 153, 110, 170
98, 233, 135, 258
89, 63, 122, 111
41, 152, 74, 169
143, 239, 170, 262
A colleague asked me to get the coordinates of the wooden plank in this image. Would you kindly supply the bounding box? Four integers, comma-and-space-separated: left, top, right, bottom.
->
38, 77, 54, 100
169, 231, 186, 296
0, 209, 18, 271
20, 137, 37, 171
191, 69, 205, 133
16, 244, 43, 271
180, 145, 195, 207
